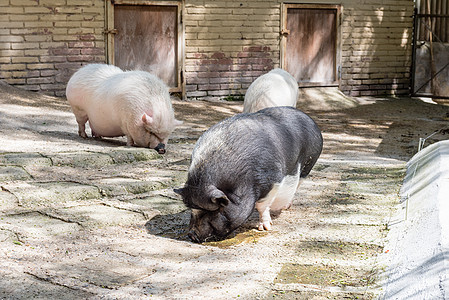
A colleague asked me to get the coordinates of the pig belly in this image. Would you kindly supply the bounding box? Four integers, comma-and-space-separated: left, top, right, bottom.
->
255, 166, 303, 231
87, 112, 124, 137
270, 173, 301, 211
255, 166, 302, 215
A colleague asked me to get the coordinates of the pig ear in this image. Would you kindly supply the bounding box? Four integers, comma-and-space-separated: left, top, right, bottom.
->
210, 189, 229, 207
142, 113, 153, 125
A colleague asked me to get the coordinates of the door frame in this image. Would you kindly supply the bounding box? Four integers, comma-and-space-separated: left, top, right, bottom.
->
105, 0, 184, 95
280, 3, 341, 87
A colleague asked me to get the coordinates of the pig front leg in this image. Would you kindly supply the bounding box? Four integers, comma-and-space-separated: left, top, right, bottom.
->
75, 115, 88, 138
256, 175, 303, 230
255, 183, 280, 231
88, 123, 102, 139
126, 135, 134, 146
255, 203, 273, 231
78, 123, 87, 138
91, 129, 102, 138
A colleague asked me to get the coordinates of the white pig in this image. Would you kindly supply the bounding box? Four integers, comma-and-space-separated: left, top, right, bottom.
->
243, 68, 299, 113
66, 64, 181, 154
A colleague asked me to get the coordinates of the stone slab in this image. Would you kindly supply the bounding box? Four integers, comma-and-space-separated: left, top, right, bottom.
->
0, 152, 52, 167
51, 152, 114, 168
2, 181, 101, 208
0, 166, 31, 181
57, 204, 147, 227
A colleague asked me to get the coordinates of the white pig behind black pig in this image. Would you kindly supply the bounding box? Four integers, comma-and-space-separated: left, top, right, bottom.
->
175, 106, 323, 243
243, 68, 299, 113
66, 64, 181, 154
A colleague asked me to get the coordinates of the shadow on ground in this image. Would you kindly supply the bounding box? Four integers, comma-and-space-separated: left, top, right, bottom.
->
145, 210, 191, 241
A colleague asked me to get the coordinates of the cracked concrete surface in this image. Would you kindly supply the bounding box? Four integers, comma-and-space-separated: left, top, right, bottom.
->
1, 82, 449, 299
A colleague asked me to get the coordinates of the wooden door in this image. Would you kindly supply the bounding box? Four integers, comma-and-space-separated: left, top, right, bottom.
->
112, 3, 181, 91
282, 4, 340, 86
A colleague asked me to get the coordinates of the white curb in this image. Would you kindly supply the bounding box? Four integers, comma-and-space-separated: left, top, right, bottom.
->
381, 140, 449, 299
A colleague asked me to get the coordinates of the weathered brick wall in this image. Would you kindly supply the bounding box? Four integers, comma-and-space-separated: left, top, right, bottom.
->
184, 1, 280, 100
0, 0, 105, 96
185, 0, 414, 100
340, 1, 414, 96
0, 0, 414, 99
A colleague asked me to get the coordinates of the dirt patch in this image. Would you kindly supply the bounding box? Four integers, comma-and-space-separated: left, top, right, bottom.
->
296, 240, 383, 260
203, 230, 269, 249
274, 263, 374, 287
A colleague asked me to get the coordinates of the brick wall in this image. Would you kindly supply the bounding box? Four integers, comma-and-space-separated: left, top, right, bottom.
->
0, 0, 105, 96
340, 1, 414, 97
184, 0, 414, 100
184, 1, 280, 100
0, 0, 414, 99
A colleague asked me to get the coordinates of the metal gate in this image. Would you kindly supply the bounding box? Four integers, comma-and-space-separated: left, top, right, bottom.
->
412, 0, 449, 99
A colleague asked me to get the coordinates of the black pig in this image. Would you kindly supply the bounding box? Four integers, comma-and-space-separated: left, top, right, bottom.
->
175, 106, 323, 243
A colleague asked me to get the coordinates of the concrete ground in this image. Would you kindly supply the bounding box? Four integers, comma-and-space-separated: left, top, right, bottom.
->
1, 82, 449, 299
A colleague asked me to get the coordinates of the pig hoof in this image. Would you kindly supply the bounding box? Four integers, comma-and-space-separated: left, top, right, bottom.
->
79, 131, 88, 139
258, 221, 272, 231
283, 202, 293, 210
126, 136, 135, 146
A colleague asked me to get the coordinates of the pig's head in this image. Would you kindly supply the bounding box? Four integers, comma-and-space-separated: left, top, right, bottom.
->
137, 112, 182, 154
174, 184, 254, 243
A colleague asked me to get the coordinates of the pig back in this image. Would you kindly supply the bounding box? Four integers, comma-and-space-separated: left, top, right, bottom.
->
257, 106, 323, 178
243, 68, 298, 113
66, 64, 123, 106
188, 106, 322, 197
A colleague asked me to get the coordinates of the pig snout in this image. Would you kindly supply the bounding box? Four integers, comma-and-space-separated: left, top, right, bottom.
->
154, 143, 166, 154
187, 212, 216, 243
187, 228, 216, 243
187, 213, 231, 243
